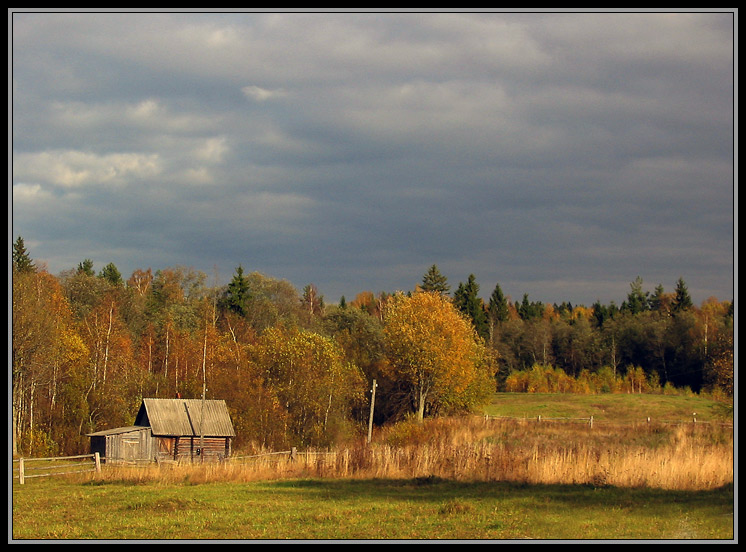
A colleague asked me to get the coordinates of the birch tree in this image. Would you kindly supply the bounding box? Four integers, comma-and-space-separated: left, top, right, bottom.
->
383, 291, 491, 422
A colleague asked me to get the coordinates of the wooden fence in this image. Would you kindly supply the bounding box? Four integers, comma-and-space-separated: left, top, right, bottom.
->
484, 414, 733, 428
230, 447, 336, 463
13, 453, 101, 484
13, 449, 335, 481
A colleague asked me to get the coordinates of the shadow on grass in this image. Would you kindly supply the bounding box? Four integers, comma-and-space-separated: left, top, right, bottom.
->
268, 477, 734, 509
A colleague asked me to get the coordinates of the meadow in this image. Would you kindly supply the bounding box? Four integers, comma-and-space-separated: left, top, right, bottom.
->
11, 393, 734, 541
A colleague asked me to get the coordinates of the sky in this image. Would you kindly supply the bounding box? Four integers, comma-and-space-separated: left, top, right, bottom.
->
10, 9, 736, 307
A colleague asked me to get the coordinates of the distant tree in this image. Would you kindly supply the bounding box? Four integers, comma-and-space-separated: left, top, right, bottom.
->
77, 259, 95, 277
221, 265, 251, 317
453, 274, 489, 340
552, 314, 601, 377
517, 293, 544, 321
127, 268, 154, 296
623, 276, 649, 315
99, 262, 123, 287
591, 300, 619, 328
649, 284, 671, 314
707, 331, 733, 396
487, 283, 510, 325
12, 236, 35, 273
301, 284, 325, 317
672, 277, 693, 313
420, 264, 450, 295
350, 291, 389, 321
241, 272, 304, 332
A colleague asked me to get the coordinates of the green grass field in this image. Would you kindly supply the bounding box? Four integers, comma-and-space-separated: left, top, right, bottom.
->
11, 476, 734, 540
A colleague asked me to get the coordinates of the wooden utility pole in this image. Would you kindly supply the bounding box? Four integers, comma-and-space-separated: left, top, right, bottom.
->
199, 320, 208, 462
367, 379, 377, 444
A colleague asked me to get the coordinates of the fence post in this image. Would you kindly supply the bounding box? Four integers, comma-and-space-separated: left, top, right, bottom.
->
290, 447, 297, 462
537, 415, 541, 423
19, 458, 25, 485
589, 415, 594, 429
94, 452, 101, 473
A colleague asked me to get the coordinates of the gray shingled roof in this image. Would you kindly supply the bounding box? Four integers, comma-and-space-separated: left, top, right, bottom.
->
135, 398, 235, 437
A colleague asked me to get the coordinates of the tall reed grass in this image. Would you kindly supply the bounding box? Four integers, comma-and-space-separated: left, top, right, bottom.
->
88, 416, 732, 491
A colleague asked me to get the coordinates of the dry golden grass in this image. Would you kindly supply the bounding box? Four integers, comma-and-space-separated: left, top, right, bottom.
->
92, 416, 732, 491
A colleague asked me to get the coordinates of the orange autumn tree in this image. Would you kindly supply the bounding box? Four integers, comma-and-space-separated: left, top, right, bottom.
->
12, 269, 87, 455
383, 291, 493, 422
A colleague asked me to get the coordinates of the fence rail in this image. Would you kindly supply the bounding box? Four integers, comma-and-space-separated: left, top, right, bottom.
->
230, 447, 336, 463
484, 414, 733, 428
13, 453, 101, 484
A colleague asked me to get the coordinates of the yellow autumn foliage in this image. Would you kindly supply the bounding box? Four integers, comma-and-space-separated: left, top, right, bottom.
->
383, 291, 492, 421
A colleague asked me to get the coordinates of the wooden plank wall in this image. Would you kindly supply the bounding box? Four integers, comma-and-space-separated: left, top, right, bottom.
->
174, 436, 230, 461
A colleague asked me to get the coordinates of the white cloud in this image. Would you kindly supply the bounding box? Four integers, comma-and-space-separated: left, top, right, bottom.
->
13, 150, 162, 189
12, 182, 50, 202
194, 137, 230, 164
48, 99, 222, 136
242, 85, 288, 102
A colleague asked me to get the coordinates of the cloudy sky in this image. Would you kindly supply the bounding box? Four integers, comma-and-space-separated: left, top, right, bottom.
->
11, 10, 735, 307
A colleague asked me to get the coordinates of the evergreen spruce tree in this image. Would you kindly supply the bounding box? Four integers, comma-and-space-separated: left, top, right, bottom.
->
420, 264, 450, 295
516, 293, 544, 320
649, 284, 666, 313
222, 265, 251, 317
487, 282, 510, 325
453, 274, 489, 340
517, 294, 531, 320
672, 277, 693, 313
12, 236, 35, 273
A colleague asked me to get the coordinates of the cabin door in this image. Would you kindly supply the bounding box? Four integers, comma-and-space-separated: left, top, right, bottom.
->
157, 437, 176, 460
121, 436, 139, 462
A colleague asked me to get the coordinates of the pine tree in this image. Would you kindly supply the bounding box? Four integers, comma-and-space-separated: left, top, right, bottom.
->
12, 236, 35, 273
623, 276, 650, 315
77, 259, 95, 277
420, 264, 450, 295
99, 262, 123, 286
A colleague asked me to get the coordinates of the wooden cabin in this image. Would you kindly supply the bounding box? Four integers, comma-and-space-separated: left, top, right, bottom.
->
88, 398, 235, 464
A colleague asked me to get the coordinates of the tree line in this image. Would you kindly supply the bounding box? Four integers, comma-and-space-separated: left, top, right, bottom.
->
438, 268, 733, 398
12, 238, 733, 457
